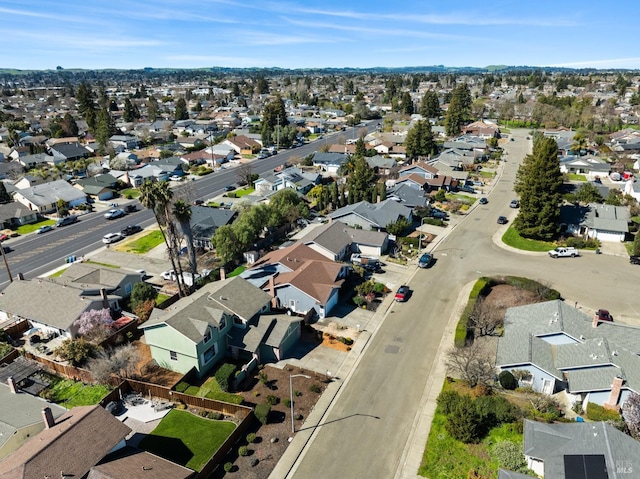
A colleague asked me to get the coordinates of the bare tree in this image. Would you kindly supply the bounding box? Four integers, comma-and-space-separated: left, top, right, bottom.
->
236, 163, 254, 187
446, 343, 495, 388
89, 344, 140, 384
468, 297, 503, 337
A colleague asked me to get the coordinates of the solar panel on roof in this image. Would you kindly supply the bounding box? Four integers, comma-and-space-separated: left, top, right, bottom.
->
564, 454, 608, 479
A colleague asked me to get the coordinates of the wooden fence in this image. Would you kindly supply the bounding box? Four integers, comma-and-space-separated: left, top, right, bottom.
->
22, 351, 96, 383
3, 319, 30, 338
0, 348, 19, 365
99, 319, 141, 349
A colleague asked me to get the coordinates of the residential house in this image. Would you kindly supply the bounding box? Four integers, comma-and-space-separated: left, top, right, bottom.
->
16, 152, 50, 169
432, 148, 476, 169
49, 143, 90, 164
154, 156, 186, 177
366, 155, 397, 175
560, 203, 629, 242
624, 178, 640, 202
501, 420, 640, 479
190, 206, 237, 249
300, 220, 389, 260
88, 447, 195, 479
140, 277, 299, 375
0, 383, 66, 460
327, 199, 413, 231
559, 155, 610, 179
13, 174, 44, 190
462, 120, 500, 138
74, 173, 119, 201
0, 405, 131, 479
387, 184, 429, 208
0, 278, 121, 339
0, 202, 39, 229
14, 179, 88, 213
312, 152, 349, 175
222, 135, 261, 155
496, 299, 640, 409
242, 242, 347, 318
397, 161, 455, 192
398, 161, 439, 179
254, 166, 321, 195
51, 263, 143, 300
109, 134, 142, 151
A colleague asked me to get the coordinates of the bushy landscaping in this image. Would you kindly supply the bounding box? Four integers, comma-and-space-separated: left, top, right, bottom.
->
41, 376, 112, 408
174, 373, 244, 405
502, 226, 556, 252
138, 409, 236, 471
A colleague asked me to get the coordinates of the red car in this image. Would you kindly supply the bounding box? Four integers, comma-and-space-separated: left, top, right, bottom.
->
0, 233, 8, 242
596, 309, 613, 322
395, 286, 410, 302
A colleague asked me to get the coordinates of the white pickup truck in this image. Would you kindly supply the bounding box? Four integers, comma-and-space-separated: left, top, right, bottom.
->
548, 247, 579, 258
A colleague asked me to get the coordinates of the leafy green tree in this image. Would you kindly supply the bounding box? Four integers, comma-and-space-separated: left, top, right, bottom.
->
54, 338, 95, 367
130, 282, 157, 311
420, 90, 441, 118
173, 200, 197, 276
75, 82, 97, 130
123, 97, 140, 122
147, 96, 159, 121
445, 394, 482, 443
385, 217, 410, 236
0, 183, 10, 204
605, 189, 622, 206
61, 113, 79, 137
94, 107, 117, 149
268, 189, 308, 225
354, 137, 367, 159
174, 98, 188, 121
571, 133, 588, 155
405, 120, 437, 159
212, 224, 243, 263
400, 91, 413, 115
444, 83, 471, 136
575, 182, 604, 204
233, 205, 268, 247
261, 97, 288, 146
514, 136, 563, 240
347, 156, 377, 204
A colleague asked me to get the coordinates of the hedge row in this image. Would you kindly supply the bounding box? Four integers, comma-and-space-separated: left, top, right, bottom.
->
454, 277, 490, 347
586, 402, 620, 422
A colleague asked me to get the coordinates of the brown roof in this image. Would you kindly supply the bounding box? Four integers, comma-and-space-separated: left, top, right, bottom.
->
274, 260, 344, 304
227, 135, 260, 150
0, 405, 131, 479
397, 173, 428, 187
425, 175, 454, 187
251, 242, 331, 271
398, 161, 438, 175
328, 144, 356, 154
88, 447, 194, 479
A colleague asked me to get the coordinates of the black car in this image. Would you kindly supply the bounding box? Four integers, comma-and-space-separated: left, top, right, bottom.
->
497, 216, 508, 225
224, 185, 235, 192
418, 252, 434, 268
479, 197, 488, 205
630, 256, 640, 265
121, 225, 142, 236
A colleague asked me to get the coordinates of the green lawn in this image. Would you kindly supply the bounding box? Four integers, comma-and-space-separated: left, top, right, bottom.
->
116, 230, 165, 254
156, 293, 171, 306
227, 265, 246, 277
50, 267, 68, 278
176, 378, 243, 405
84, 260, 120, 269
46, 378, 112, 408
502, 226, 556, 252
121, 188, 141, 199
235, 187, 254, 197
16, 219, 56, 235
138, 410, 236, 471
567, 173, 587, 181
446, 193, 476, 204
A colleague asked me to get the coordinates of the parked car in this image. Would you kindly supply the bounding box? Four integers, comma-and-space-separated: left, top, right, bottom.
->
595, 309, 613, 322
55, 215, 78, 227
223, 185, 235, 192
193, 199, 204, 205
395, 285, 410, 302
102, 232, 123, 244
459, 186, 476, 194
479, 197, 488, 205
418, 253, 434, 268
161, 270, 176, 281
104, 209, 126, 220
36, 225, 54, 234
497, 216, 508, 224
121, 225, 142, 236
630, 256, 640, 265
125, 204, 138, 213
509, 199, 520, 208
548, 247, 579, 258
169, 175, 183, 181
0, 233, 8, 241
430, 209, 448, 219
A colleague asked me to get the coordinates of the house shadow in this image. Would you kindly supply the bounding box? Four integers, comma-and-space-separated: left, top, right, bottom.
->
137, 435, 194, 467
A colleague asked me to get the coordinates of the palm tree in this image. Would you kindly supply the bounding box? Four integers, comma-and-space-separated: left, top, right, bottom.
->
172, 200, 197, 277
139, 181, 187, 297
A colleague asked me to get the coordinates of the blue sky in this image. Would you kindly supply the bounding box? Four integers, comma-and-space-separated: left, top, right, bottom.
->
1, 0, 638, 70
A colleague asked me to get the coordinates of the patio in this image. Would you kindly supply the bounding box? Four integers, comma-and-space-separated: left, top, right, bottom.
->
114, 393, 174, 423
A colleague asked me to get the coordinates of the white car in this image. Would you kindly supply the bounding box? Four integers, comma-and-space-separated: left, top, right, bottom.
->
104, 209, 126, 220
102, 232, 123, 244
161, 270, 176, 281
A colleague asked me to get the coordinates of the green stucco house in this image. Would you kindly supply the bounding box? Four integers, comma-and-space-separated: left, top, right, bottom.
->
140, 276, 302, 378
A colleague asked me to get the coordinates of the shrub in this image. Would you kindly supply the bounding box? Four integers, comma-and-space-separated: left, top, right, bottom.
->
309, 384, 322, 394
294, 390, 302, 397
353, 296, 365, 307
255, 403, 270, 425
258, 371, 268, 385
498, 371, 518, 390
475, 395, 518, 429
207, 411, 223, 420
283, 398, 292, 407
436, 390, 466, 415
215, 363, 237, 392
266, 395, 279, 406
587, 402, 621, 422
246, 433, 257, 443
492, 440, 527, 471
445, 395, 482, 443
224, 462, 233, 472
373, 282, 387, 294
455, 278, 490, 347
238, 445, 249, 456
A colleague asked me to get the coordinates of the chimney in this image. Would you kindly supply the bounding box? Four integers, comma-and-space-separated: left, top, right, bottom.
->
42, 407, 55, 429
603, 377, 624, 411
592, 313, 600, 328
376, 194, 381, 204
220, 267, 226, 281
100, 288, 109, 309
268, 276, 277, 309
7, 376, 17, 394
16, 273, 24, 281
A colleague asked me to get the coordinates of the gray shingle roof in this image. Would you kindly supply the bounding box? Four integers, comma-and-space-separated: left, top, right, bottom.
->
523, 419, 640, 479
15, 179, 87, 206
301, 220, 387, 255
328, 199, 412, 229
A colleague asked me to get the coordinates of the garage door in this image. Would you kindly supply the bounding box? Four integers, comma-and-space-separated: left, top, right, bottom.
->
596, 230, 623, 242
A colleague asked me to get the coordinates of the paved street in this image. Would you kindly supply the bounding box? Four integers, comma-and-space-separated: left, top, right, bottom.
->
277, 130, 640, 479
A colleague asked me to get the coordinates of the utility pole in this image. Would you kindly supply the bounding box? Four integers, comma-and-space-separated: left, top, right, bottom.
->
209, 130, 215, 170
276, 115, 280, 151
0, 242, 13, 283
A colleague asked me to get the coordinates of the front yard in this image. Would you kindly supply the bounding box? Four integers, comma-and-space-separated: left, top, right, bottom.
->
114, 230, 165, 254
138, 409, 236, 472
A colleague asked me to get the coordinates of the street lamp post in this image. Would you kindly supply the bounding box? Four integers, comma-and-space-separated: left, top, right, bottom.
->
418, 216, 426, 255
290, 374, 311, 433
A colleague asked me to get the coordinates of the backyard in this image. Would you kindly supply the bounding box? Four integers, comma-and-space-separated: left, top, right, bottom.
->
138, 409, 236, 472
41, 376, 112, 408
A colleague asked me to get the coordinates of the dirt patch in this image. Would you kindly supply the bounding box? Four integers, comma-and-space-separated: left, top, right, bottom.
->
130, 341, 182, 387
210, 364, 329, 479
482, 283, 543, 319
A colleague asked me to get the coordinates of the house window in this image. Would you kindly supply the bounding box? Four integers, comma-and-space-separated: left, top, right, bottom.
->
169, 351, 178, 361
124, 283, 132, 294
234, 316, 244, 326
203, 344, 217, 364
219, 316, 226, 330
289, 299, 296, 310
204, 329, 212, 343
